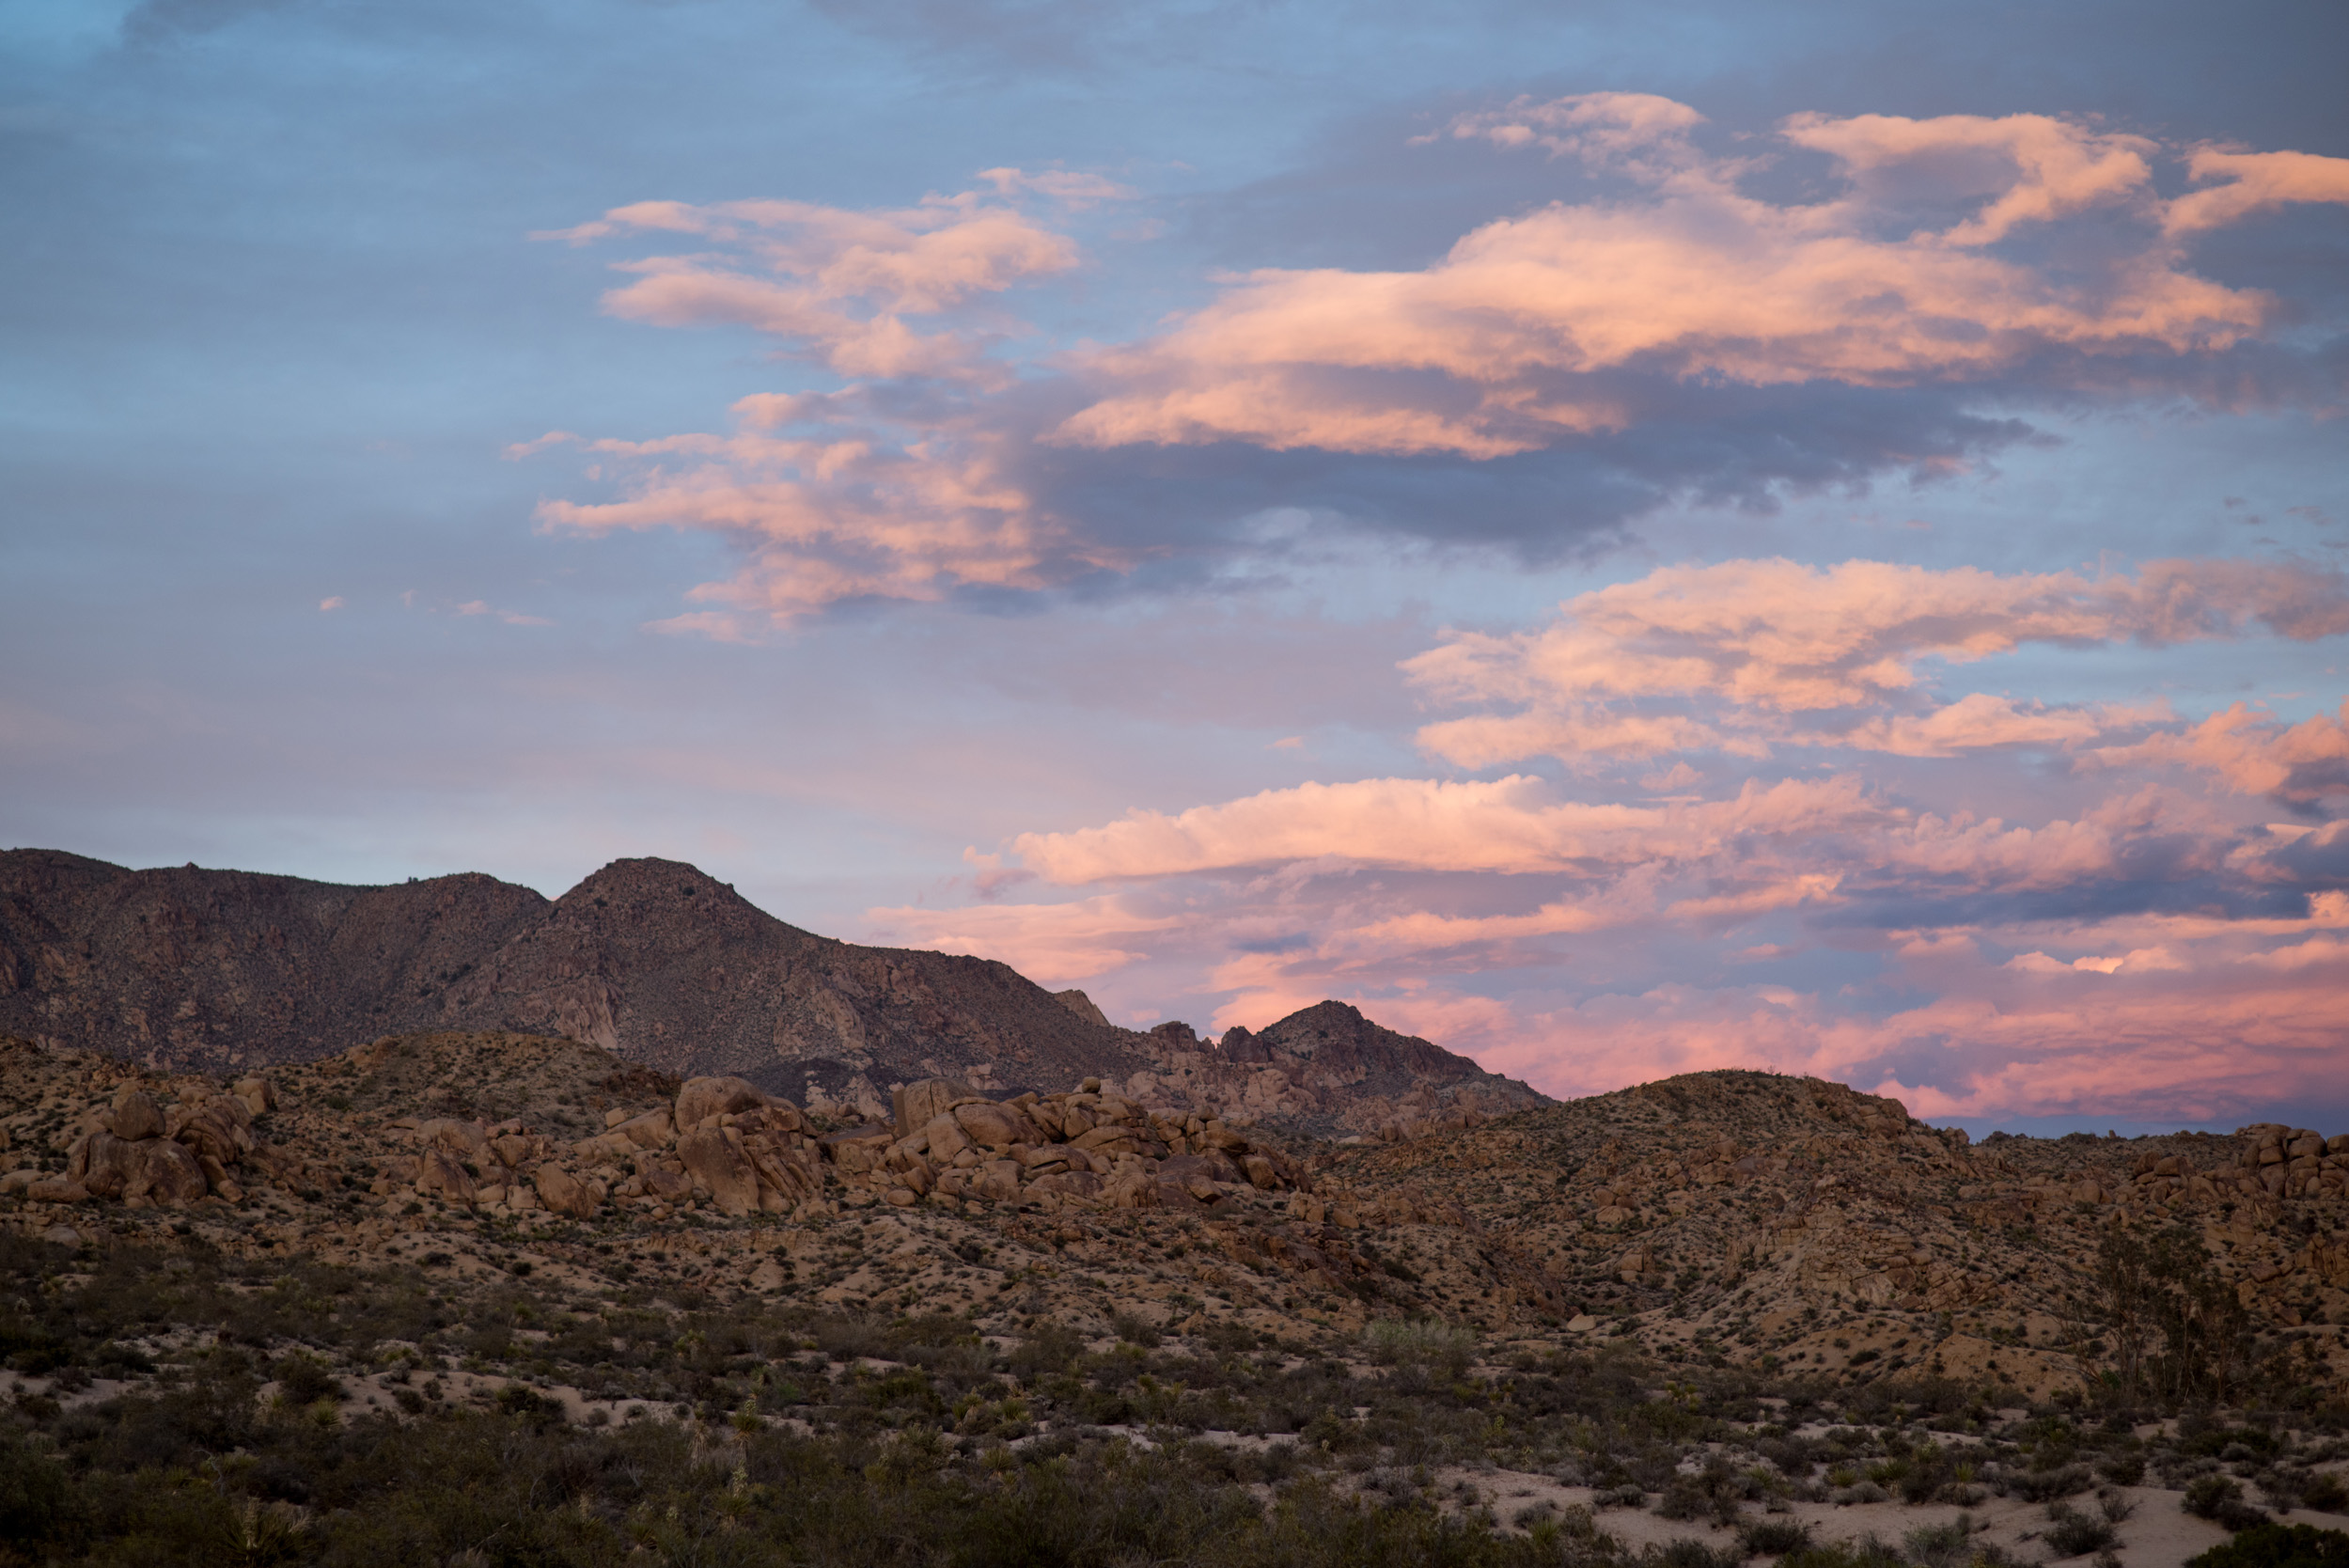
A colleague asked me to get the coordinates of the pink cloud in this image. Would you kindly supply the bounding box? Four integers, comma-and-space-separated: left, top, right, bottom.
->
530, 118, 2349, 623
1408, 557, 2348, 765
540, 191, 1082, 385
862, 894, 1182, 986
2089, 699, 2349, 805
2164, 148, 2349, 234
1048, 102, 2344, 459
870, 546, 2349, 1123
525, 407, 1125, 625
1010, 772, 1883, 884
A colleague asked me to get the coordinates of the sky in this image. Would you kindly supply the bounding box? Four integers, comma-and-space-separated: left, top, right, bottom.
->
5, 0, 2348, 1137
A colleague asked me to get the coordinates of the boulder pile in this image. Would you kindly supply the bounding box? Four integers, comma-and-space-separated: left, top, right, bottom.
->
837, 1074, 1308, 1213
365, 1072, 1311, 1222
0, 1075, 279, 1206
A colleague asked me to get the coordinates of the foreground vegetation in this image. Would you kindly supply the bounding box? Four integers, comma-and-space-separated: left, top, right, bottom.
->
3, 1231, 2345, 1568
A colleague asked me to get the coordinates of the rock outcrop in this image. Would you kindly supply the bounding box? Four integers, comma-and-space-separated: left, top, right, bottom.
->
2, 1037, 2343, 1401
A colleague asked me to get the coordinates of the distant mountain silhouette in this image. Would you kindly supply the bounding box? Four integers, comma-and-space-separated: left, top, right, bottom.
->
0, 849, 1545, 1128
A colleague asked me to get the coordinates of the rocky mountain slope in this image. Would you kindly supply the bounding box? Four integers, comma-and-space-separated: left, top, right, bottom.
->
3, 1035, 2342, 1408
1318, 1071, 2349, 1398
0, 850, 1542, 1136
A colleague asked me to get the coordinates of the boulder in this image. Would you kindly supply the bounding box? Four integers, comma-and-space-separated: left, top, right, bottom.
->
677, 1126, 761, 1216
1160, 1152, 1241, 1186
953, 1102, 1042, 1151
232, 1075, 277, 1115
894, 1076, 980, 1137
1054, 988, 1110, 1027
172, 1099, 256, 1165
416, 1149, 478, 1204
744, 1137, 823, 1205
921, 1113, 974, 1162
1156, 1181, 1210, 1210
534, 1165, 599, 1218
674, 1076, 770, 1132
638, 1163, 694, 1203
1241, 1153, 1278, 1189
69, 1132, 148, 1199
1030, 1169, 1103, 1201
141, 1138, 210, 1204
1102, 1168, 1158, 1209
415, 1118, 487, 1157
610, 1109, 673, 1150
971, 1159, 1025, 1202
491, 1134, 540, 1168
26, 1178, 89, 1203
109, 1087, 164, 1142
822, 1122, 894, 1174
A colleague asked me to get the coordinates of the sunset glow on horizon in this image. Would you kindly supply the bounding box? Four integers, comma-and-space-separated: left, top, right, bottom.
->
6, 0, 2345, 1135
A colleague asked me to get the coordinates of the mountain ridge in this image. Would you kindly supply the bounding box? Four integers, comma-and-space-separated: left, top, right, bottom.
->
0, 848, 1544, 1137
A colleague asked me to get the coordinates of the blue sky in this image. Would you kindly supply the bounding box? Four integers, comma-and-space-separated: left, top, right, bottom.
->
6, 0, 2347, 1134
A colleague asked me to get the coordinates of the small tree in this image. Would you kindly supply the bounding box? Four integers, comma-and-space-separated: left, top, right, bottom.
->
2095, 1223, 2252, 1406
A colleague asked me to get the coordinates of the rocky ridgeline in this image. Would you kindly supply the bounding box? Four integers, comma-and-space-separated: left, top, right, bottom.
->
5, 1034, 1317, 1229
8, 1038, 2345, 1395
1318, 1071, 2349, 1400
1115, 1002, 1543, 1142
0, 1031, 1545, 1337
0, 852, 1543, 1144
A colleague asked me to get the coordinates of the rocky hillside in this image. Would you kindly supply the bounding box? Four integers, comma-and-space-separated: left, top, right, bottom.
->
0, 1030, 1429, 1335
1313, 1070, 2349, 1400
3, 1038, 2342, 1409
0, 850, 1542, 1135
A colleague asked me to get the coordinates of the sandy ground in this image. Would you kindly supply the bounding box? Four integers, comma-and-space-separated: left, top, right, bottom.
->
1455, 1469, 2349, 1568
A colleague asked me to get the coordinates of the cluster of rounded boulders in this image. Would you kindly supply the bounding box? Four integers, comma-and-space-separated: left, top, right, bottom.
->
3, 1074, 277, 1207
376, 1074, 825, 1221
828, 1074, 1308, 1214
2098, 1126, 2349, 1206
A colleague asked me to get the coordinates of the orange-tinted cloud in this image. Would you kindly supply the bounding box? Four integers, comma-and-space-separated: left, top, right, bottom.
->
534, 114, 2349, 622
1409, 557, 2348, 764
881, 551, 2349, 1123
539, 192, 1081, 384
2088, 699, 2349, 806
1050, 101, 2349, 458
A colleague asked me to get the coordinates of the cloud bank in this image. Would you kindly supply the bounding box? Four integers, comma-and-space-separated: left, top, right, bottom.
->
519, 99, 2349, 632
885, 555, 2349, 1125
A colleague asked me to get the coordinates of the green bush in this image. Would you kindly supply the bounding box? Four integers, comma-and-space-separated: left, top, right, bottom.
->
2044, 1504, 2117, 1559
2185, 1523, 2349, 1568
1742, 1519, 1812, 1557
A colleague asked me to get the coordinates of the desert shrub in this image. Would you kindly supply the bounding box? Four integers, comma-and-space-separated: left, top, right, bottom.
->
2097, 1452, 2148, 1487
1778, 1535, 1908, 1568
2017, 1464, 2094, 1502
1005, 1321, 1083, 1379
2188, 1474, 2274, 1531
2305, 1474, 2349, 1513
1904, 1516, 1973, 1568
2045, 1503, 2118, 1559
2099, 1487, 2138, 1523
1111, 1310, 1163, 1349
2185, 1523, 2349, 1568
0, 1433, 79, 1546
1742, 1519, 1813, 1557
1365, 1318, 1477, 1379
1648, 1540, 1744, 1568
274, 1352, 345, 1404
2193, 1476, 2253, 1518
